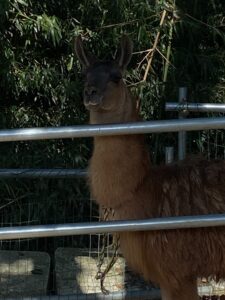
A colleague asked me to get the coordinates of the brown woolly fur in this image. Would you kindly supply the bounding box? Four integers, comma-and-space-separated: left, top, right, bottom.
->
75, 35, 225, 300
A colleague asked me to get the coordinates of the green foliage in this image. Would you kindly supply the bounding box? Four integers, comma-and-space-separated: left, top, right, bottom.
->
0, 0, 224, 240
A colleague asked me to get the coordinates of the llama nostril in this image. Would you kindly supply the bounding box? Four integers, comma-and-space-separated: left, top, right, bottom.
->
91, 89, 97, 96
84, 87, 97, 97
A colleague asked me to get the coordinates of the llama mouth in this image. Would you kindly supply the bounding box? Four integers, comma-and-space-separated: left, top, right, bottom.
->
84, 97, 103, 111
84, 102, 101, 111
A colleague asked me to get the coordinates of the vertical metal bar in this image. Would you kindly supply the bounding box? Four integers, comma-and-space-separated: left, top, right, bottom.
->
165, 147, 174, 164
178, 87, 188, 160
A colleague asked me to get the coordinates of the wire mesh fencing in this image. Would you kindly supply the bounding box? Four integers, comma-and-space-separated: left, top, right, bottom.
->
0, 174, 158, 299
181, 114, 225, 300
1, 112, 225, 298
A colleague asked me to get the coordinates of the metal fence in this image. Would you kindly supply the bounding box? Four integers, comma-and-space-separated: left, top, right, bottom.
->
1, 117, 225, 142
1, 98, 225, 237
1, 88, 225, 299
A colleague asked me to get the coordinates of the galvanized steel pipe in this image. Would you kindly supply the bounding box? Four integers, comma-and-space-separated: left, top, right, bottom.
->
166, 102, 225, 113
1, 117, 225, 142
2, 290, 161, 300
178, 87, 187, 160
165, 147, 174, 164
1, 214, 225, 240
0, 168, 87, 178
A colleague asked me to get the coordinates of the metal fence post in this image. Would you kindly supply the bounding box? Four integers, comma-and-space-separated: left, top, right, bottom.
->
178, 87, 188, 160
165, 147, 174, 164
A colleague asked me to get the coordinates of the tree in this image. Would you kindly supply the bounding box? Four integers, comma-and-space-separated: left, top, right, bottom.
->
0, 0, 224, 246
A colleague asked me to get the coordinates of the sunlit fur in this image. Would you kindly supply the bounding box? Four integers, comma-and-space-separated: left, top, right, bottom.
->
75, 35, 225, 300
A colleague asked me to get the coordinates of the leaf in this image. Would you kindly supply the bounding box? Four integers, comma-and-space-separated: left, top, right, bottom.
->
16, 0, 28, 7
67, 56, 74, 71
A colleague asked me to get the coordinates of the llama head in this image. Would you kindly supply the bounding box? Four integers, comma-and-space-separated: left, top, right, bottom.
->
74, 35, 133, 123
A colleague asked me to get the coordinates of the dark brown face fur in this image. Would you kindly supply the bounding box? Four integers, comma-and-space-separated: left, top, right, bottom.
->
83, 61, 122, 111
74, 35, 133, 123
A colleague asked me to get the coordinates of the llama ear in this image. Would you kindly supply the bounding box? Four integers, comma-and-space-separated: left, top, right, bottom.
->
116, 35, 133, 72
74, 35, 97, 69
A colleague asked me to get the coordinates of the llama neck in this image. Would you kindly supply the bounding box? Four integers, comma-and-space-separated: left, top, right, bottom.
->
89, 86, 151, 213
89, 129, 151, 211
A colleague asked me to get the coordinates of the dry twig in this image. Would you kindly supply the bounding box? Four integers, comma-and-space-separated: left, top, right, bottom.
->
143, 10, 167, 81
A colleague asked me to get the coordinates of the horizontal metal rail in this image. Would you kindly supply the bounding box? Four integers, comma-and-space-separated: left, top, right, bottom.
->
2, 289, 161, 300
1, 117, 225, 142
166, 102, 225, 113
1, 214, 225, 240
0, 168, 87, 178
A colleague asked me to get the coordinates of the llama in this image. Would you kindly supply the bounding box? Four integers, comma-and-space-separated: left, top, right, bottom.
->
75, 35, 225, 300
